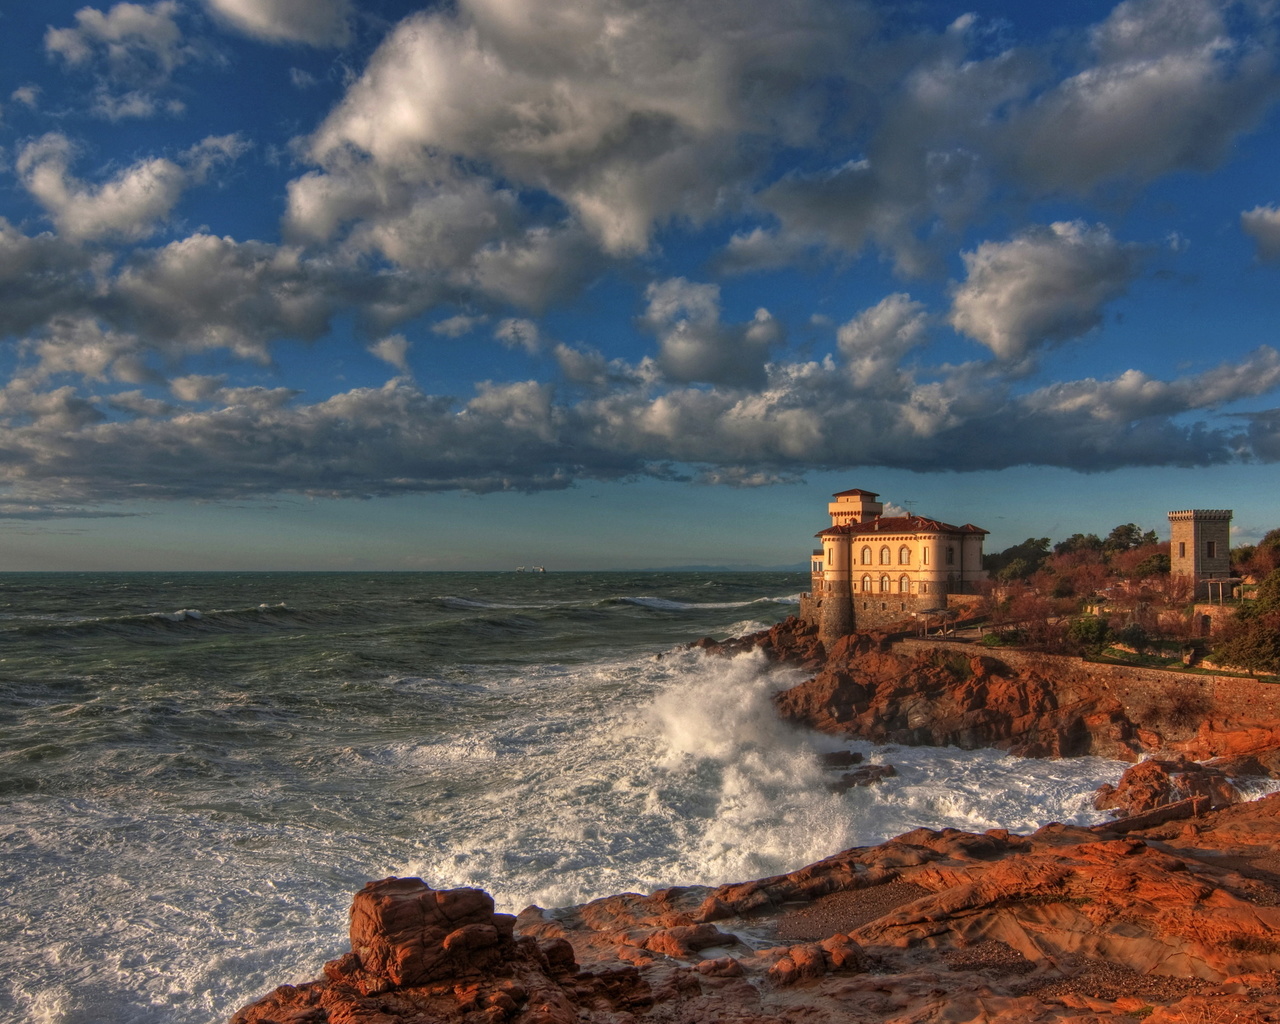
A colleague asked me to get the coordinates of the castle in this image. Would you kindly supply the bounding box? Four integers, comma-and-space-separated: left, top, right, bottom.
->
1168, 508, 1233, 600
799, 488, 988, 642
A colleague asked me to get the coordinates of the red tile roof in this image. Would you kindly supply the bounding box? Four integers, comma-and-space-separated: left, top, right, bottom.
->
831, 488, 880, 498
816, 514, 987, 538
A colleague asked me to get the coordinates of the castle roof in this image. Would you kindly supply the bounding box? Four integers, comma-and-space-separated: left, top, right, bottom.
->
831, 488, 880, 498
816, 515, 988, 538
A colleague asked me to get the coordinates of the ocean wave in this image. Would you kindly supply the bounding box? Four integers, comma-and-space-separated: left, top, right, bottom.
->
613, 594, 800, 612
7, 601, 306, 642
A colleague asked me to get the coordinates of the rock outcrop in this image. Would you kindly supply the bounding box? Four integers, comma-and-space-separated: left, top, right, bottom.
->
768, 626, 1280, 763
1094, 757, 1242, 817
232, 794, 1280, 1023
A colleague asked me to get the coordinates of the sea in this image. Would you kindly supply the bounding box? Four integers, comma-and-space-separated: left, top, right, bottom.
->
2, 570, 1136, 1024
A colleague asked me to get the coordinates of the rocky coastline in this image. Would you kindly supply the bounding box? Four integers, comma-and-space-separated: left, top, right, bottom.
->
231, 619, 1280, 1023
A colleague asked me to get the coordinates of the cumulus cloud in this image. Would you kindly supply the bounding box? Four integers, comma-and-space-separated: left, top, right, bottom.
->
837, 294, 928, 389
0, 334, 1277, 512
114, 234, 348, 359
1009, 0, 1279, 193
16, 133, 246, 242
432, 314, 489, 338
494, 319, 542, 354
948, 222, 1145, 361
368, 334, 411, 374
1242, 204, 1280, 261
641, 278, 783, 388
301, 0, 859, 256
44, 1, 196, 118
203, 0, 351, 47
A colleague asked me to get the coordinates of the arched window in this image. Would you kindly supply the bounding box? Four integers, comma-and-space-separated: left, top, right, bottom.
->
899, 546, 910, 565
879, 546, 891, 565
879, 575, 890, 593
899, 575, 910, 593
861, 546, 872, 565
861, 574, 872, 593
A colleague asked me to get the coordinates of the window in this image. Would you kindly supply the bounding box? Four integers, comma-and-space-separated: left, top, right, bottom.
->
899, 575, 909, 593
920, 583, 929, 594
899, 546, 910, 565
826, 547, 832, 565
861, 574, 871, 593
861, 546, 872, 565
946, 546, 955, 565
1178, 542, 1186, 558
1207, 541, 1217, 558
879, 575, 890, 593
880, 546, 891, 565
923, 548, 930, 565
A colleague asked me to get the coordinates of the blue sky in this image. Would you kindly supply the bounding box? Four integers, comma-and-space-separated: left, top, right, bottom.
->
0, 0, 1278, 570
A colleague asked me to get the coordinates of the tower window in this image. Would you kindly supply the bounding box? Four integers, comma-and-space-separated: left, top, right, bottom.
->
1206, 541, 1217, 558
1178, 542, 1185, 558
946, 546, 955, 565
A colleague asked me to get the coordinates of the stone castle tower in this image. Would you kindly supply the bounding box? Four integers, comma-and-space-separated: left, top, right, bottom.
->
1168, 508, 1232, 600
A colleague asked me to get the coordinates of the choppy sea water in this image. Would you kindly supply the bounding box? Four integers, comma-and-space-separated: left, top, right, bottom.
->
1, 571, 1133, 1024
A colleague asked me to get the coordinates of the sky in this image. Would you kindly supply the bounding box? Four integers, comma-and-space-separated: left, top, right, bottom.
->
0, 0, 1278, 570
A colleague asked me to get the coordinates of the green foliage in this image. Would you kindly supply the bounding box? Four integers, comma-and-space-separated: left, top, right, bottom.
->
1255, 567, 1280, 614
985, 538, 1050, 579
1213, 613, 1280, 677
1102, 523, 1158, 553
1115, 622, 1149, 653
1066, 615, 1109, 654
1133, 552, 1170, 577
1054, 533, 1102, 555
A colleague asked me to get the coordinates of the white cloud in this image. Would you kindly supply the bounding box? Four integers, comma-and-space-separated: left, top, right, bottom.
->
1242, 204, 1280, 261
115, 234, 345, 359
641, 278, 783, 388
203, 0, 352, 47
1009, 0, 1278, 193
44, 1, 196, 119
431, 314, 489, 338
294, 0, 871, 270
10, 85, 41, 109
494, 319, 542, 355
17, 134, 186, 242
837, 294, 928, 389
16, 133, 246, 243
0, 337, 1277, 513
368, 334, 411, 373
948, 222, 1145, 361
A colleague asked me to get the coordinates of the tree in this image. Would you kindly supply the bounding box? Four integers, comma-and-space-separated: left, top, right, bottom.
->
1213, 614, 1280, 677
1103, 523, 1158, 554
985, 538, 1051, 580
1055, 533, 1103, 555
1066, 615, 1110, 655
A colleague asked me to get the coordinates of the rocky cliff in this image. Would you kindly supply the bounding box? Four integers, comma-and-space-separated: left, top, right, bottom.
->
232, 795, 1280, 1023
748, 619, 1280, 763
231, 620, 1280, 1023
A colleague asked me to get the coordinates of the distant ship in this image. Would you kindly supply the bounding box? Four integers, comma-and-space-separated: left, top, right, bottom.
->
515, 565, 547, 573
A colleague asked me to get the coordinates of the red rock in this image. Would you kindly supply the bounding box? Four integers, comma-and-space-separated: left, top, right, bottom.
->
1094, 758, 1240, 817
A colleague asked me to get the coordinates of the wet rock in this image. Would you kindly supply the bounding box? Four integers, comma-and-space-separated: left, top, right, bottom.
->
828, 763, 896, 792
1094, 758, 1241, 817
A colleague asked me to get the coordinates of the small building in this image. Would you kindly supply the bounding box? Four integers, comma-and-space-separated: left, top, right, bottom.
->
1169, 508, 1232, 601
800, 488, 988, 642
